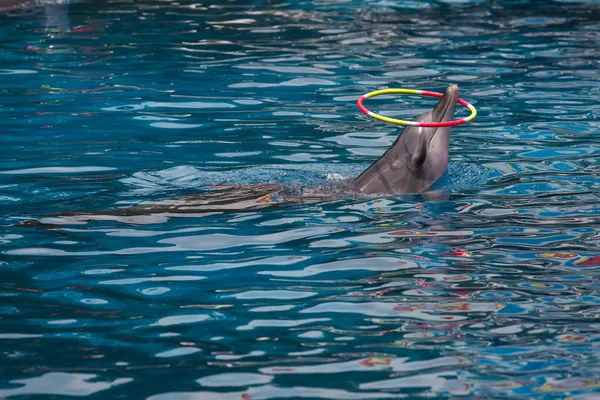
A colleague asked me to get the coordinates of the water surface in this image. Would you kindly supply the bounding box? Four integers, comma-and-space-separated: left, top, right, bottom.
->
2, 0, 600, 398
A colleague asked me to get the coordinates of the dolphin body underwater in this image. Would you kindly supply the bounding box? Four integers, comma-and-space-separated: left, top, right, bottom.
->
19, 85, 461, 226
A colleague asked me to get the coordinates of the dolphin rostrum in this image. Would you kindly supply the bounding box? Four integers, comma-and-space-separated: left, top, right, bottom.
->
16, 85, 461, 226
353, 84, 459, 195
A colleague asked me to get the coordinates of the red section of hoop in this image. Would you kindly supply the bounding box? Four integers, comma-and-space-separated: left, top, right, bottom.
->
356, 95, 369, 116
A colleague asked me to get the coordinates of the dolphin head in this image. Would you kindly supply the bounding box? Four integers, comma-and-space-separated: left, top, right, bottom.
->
353, 84, 460, 195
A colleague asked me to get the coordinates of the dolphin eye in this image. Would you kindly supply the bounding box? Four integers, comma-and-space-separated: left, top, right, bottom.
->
411, 136, 428, 168
413, 151, 426, 167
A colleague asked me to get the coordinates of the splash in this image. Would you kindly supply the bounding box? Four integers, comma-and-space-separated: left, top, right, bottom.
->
120, 162, 487, 197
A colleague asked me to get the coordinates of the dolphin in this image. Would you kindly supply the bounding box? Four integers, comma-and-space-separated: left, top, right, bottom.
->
353, 84, 459, 195
15, 85, 461, 226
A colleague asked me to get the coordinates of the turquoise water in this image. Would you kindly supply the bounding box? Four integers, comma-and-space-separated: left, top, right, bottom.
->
2, 0, 600, 398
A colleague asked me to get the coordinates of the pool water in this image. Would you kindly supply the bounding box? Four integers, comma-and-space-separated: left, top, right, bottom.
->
2, 0, 600, 398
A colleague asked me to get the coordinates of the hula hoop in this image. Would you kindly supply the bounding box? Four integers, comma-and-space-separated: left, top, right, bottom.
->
357, 88, 477, 128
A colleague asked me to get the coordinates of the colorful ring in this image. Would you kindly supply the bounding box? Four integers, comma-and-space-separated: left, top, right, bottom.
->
357, 88, 477, 128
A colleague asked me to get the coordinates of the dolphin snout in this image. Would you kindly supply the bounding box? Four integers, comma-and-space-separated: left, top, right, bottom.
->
433, 84, 459, 122
445, 84, 459, 98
